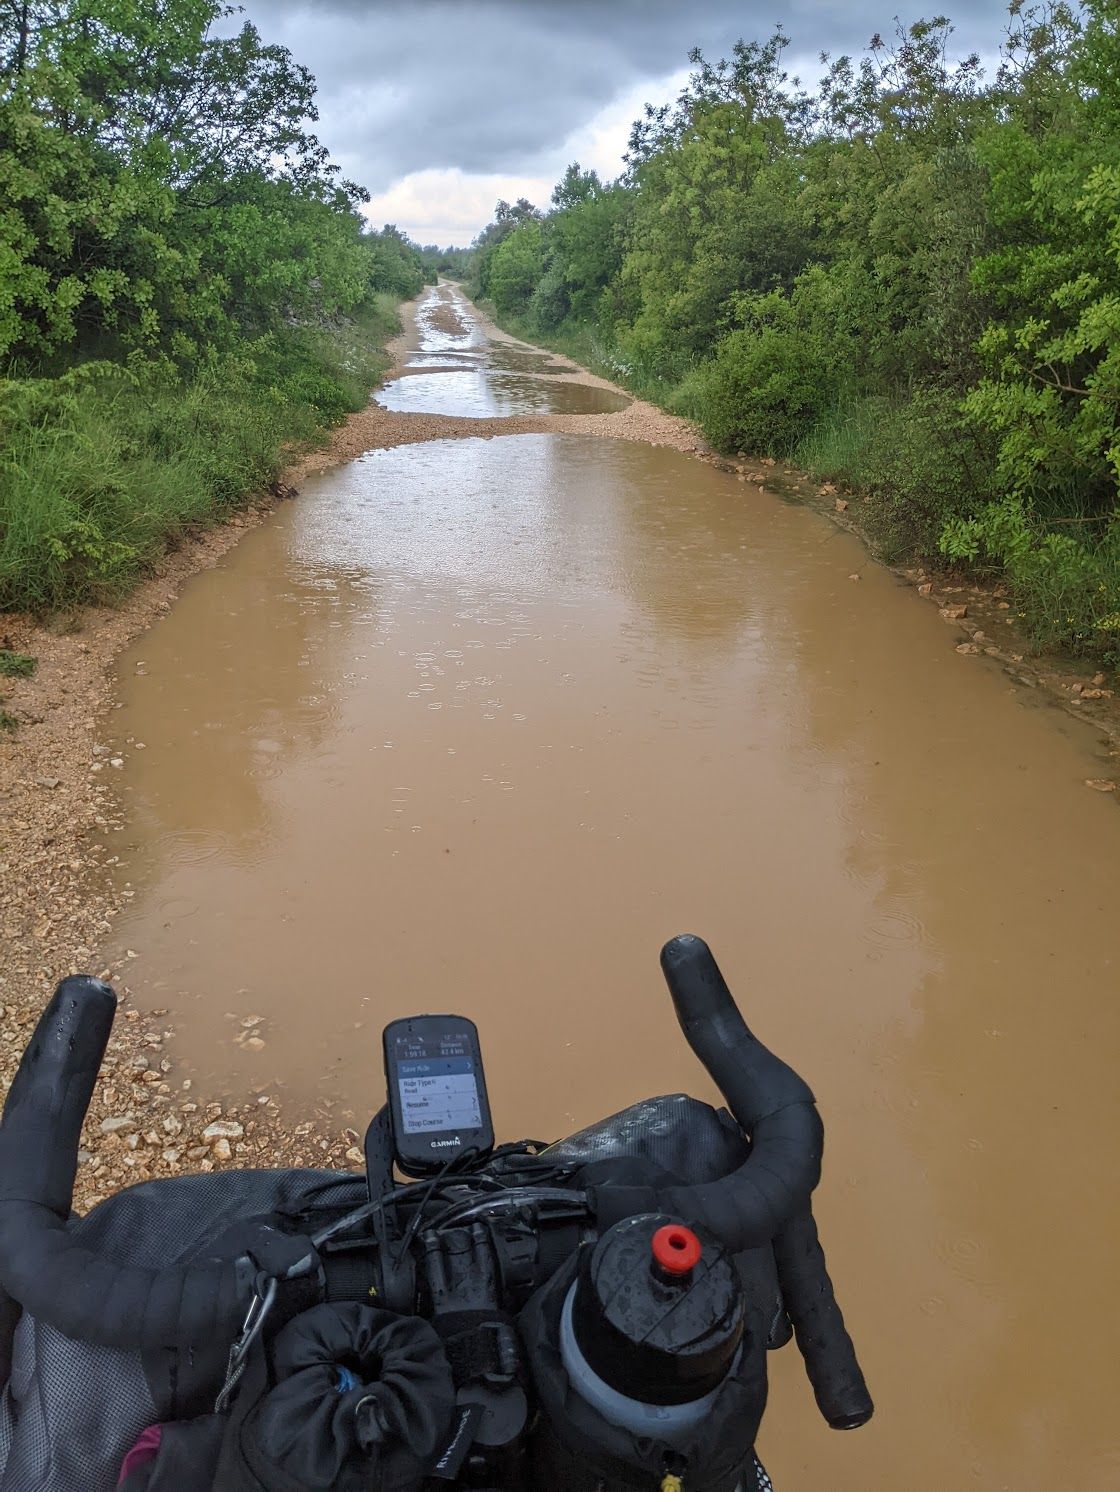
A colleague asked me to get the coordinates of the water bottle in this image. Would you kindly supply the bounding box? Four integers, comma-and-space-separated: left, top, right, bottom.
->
559, 1213, 745, 1445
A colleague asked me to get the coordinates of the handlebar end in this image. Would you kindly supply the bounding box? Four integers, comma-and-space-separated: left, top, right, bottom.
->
0, 975, 118, 1215
660, 934, 744, 1032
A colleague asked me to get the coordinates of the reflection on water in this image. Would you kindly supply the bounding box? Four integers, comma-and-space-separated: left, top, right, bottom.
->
391, 281, 618, 400
106, 297, 1120, 1488
377, 368, 629, 416
404, 348, 568, 377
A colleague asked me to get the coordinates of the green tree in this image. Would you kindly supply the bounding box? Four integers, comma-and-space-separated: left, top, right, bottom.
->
0, 0, 367, 363
0, 0, 422, 610
965, 1, 1120, 510
537, 166, 629, 327
471, 196, 539, 299
487, 217, 544, 317
614, 33, 815, 381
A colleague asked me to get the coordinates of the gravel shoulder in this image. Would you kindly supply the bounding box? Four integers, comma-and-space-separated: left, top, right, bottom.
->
1, 286, 1115, 1213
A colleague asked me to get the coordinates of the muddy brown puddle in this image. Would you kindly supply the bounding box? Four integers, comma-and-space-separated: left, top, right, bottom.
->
106, 287, 1120, 1488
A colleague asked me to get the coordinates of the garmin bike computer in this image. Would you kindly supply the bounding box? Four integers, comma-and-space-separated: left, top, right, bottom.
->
382, 1014, 494, 1176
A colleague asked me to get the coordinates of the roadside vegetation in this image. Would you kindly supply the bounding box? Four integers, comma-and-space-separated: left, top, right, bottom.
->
470, 3, 1120, 662
0, 0, 432, 611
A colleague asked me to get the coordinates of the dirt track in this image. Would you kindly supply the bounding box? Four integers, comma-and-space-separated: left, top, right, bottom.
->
0, 289, 710, 1209
0, 286, 1115, 1212
286, 290, 704, 480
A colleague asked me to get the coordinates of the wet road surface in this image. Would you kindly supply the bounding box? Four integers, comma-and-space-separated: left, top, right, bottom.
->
107, 284, 1120, 1489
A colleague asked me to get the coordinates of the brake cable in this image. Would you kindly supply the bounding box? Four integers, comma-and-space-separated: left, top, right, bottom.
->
392, 1148, 479, 1267
424, 1186, 591, 1231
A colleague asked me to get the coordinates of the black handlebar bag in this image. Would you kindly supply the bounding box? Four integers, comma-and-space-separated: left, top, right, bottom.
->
118, 1303, 454, 1492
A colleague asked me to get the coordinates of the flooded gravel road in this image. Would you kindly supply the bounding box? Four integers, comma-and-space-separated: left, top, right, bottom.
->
106, 285, 1120, 1488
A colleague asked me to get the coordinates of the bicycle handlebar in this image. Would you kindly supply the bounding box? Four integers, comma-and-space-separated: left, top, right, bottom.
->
0, 977, 250, 1346
659, 932, 823, 1239
660, 935, 871, 1428
0, 946, 872, 1432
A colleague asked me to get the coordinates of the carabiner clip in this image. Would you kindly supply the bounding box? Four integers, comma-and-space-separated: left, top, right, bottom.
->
215, 1274, 279, 1413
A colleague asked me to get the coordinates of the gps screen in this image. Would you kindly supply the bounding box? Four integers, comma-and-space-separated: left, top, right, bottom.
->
392, 1031, 483, 1136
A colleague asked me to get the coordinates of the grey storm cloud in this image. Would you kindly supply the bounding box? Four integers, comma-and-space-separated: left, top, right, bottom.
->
240, 1, 1014, 193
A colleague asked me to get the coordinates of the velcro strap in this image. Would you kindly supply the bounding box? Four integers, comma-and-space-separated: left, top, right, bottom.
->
243, 1225, 318, 1280
435, 1313, 522, 1387
241, 1225, 322, 1319
323, 1249, 379, 1306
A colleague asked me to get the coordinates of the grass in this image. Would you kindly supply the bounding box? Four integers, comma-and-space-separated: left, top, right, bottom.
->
793, 396, 892, 487
0, 297, 401, 613
0, 648, 38, 734
0, 651, 36, 677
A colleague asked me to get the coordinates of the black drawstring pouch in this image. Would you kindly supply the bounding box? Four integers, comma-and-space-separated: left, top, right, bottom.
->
118, 1304, 455, 1492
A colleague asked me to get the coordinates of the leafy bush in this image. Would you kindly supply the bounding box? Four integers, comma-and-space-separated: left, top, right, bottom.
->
673, 272, 856, 454
796, 388, 1001, 559
941, 496, 1120, 658
488, 221, 545, 318
528, 268, 571, 331
672, 326, 831, 454
964, 3, 1120, 525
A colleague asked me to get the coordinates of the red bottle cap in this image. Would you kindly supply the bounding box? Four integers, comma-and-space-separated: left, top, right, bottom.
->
651, 1223, 702, 1276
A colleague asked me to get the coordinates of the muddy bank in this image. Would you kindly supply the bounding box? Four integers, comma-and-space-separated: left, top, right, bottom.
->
720, 456, 1120, 753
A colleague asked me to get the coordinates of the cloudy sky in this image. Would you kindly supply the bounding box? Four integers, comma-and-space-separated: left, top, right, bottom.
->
242, 1, 1014, 247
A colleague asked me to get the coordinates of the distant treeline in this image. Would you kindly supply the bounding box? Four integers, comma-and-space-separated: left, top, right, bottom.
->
0, 0, 435, 611
470, 3, 1120, 660
417, 245, 472, 280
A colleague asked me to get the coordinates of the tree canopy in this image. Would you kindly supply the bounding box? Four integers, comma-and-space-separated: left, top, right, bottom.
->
0, 0, 431, 367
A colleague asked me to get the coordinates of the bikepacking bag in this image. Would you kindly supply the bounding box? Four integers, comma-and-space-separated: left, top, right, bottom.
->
0, 1168, 366, 1492
0, 1096, 780, 1490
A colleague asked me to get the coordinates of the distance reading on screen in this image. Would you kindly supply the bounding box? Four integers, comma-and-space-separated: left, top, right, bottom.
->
396, 1056, 482, 1135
